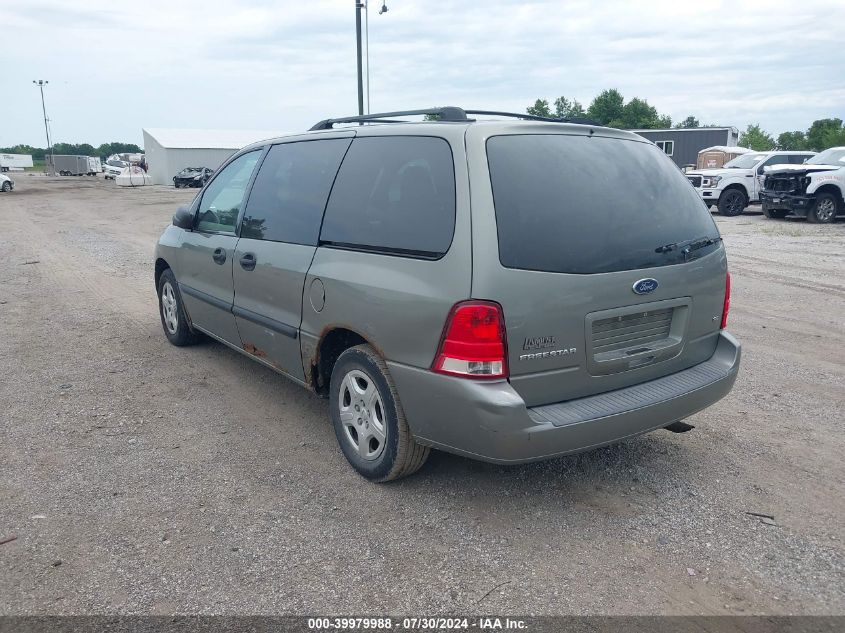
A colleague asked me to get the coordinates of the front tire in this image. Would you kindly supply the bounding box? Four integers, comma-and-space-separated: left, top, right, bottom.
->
157, 268, 200, 346
718, 189, 747, 216
1, 182, 10, 192
330, 344, 429, 482
808, 193, 838, 224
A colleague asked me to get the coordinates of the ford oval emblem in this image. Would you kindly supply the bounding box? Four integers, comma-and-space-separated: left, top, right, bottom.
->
633, 278, 659, 295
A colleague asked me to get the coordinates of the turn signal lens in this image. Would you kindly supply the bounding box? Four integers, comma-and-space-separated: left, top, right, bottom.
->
433, 301, 508, 379
720, 271, 731, 329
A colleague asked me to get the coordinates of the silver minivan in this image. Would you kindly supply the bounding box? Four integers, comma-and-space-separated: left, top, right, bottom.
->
155, 107, 740, 481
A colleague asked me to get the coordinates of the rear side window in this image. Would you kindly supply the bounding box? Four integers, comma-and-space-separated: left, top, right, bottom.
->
320, 137, 456, 257
241, 139, 351, 245
487, 134, 720, 274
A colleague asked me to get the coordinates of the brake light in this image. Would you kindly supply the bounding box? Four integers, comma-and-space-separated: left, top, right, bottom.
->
432, 301, 508, 379
720, 271, 731, 329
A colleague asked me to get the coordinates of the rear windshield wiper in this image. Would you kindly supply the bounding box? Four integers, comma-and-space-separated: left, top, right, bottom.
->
655, 236, 722, 254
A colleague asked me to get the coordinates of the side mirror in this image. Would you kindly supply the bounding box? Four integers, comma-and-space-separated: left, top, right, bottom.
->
172, 205, 194, 229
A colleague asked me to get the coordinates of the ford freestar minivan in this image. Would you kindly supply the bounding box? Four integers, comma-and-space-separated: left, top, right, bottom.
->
155, 107, 741, 482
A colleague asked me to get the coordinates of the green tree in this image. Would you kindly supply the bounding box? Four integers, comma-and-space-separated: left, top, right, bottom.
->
675, 116, 700, 129
617, 97, 663, 129
738, 124, 775, 151
776, 131, 808, 150
587, 89, 625, 126
553, 96, 586, 119
527, 98, 553, 118
806, 118, 845, 151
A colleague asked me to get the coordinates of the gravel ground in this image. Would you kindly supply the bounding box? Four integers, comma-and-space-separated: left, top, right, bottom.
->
0, 176, 843, 615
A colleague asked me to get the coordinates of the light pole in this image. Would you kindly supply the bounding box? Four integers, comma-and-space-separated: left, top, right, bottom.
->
356, 2, 388, 116
33, 80, 54, 175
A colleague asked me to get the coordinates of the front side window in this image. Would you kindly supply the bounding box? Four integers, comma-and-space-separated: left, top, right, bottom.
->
241, 139, 351, 245
320, 137, 456, 257
196, 150, 261, 233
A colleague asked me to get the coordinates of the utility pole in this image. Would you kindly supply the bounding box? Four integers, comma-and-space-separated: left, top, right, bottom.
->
355, 1, 365, 116
33, 80, 54, 175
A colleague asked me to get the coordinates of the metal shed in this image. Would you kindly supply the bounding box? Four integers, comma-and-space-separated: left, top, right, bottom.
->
142, 128, 282, 186
630, 127, 739, 168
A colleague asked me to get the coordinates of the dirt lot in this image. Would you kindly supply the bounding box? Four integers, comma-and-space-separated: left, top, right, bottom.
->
1, 176, 843, 616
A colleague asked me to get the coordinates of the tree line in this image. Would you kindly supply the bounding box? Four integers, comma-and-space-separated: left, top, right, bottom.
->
0, 142, 142, 161
737, 119, 845, 152
528, 89, 845, 151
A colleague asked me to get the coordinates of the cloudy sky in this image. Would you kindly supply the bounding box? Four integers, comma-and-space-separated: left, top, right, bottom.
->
3, 0, 844, 147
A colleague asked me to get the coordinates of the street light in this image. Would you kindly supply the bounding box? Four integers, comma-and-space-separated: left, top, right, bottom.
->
355, 1, 388, 116
32, 80, 54, 175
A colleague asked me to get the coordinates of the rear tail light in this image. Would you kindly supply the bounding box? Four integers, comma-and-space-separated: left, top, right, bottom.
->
720, 271, 731, 329
432, 301, 508, 379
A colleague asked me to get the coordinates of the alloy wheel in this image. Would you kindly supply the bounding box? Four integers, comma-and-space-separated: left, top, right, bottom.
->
161, 281, 179, 334
338, 369, 387, 461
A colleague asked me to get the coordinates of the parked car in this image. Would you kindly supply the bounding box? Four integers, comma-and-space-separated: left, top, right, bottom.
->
154, 107, 740, 481
0, 173, 14, 192
685, 151, 815, 216
760, 147, 845, 223
104, 159, 128, 180
173, 167, 214, 188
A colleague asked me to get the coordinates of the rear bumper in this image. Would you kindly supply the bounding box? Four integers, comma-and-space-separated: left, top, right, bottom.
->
759, 191, 813, 217
389, 331, 741, 464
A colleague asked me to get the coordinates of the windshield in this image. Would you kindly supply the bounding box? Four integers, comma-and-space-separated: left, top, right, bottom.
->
806, 148, 845, 165
486, 134, 720, 274
724, 153, 765, 169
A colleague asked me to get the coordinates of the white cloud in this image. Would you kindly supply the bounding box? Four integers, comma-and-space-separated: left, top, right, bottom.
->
2, 0, 843, 146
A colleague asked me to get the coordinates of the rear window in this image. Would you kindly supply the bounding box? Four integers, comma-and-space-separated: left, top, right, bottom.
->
320, 137, 456, 257
486, 134, 720, 274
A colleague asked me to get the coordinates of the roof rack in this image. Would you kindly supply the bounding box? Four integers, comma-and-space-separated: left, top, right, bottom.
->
309, 107, 599, 130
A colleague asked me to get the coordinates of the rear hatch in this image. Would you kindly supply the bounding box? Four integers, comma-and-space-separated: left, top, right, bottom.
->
468, 128, 728, 407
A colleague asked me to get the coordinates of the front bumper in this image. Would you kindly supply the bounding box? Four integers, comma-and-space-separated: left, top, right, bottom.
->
389, 331, 741, 464
696, 188, 721, 205
759, 191, 813, 217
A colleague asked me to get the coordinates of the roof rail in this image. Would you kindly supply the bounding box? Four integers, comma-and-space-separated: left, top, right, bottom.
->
309, 107, 599, 130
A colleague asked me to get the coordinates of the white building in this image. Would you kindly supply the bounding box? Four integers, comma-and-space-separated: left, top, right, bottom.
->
142, 128, 283, 186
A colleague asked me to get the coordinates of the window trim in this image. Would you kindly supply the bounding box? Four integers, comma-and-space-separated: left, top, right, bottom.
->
655, 140, 674, 156
317, 134, 458, 261
193, 147, 267, 236
236, 137, 354, 246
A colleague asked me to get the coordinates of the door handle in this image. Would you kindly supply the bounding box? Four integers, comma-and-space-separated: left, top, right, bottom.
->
212, 247, 226, 265
240, 252, 257, 271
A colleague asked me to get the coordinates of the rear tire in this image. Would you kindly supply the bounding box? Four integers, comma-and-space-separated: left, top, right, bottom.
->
808, 193, 838, 224
330, 344, 430, 482
762, 203, 788, 219
157, 268, 200, 346
718, 189, 747, 216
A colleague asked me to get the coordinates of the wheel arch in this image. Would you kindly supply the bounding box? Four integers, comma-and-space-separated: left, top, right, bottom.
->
309, 326, 384, 396
720, 183, 748, 199
813, 183, 844, 206
154, 257, 171, 290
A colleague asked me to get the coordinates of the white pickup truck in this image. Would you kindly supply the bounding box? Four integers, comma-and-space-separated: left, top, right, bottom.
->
686, 150, 815, 216
760, 147, 845, 223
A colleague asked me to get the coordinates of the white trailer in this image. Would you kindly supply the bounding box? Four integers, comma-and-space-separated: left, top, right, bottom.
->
88, 156, 103, 174
0, 153, 34, 172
